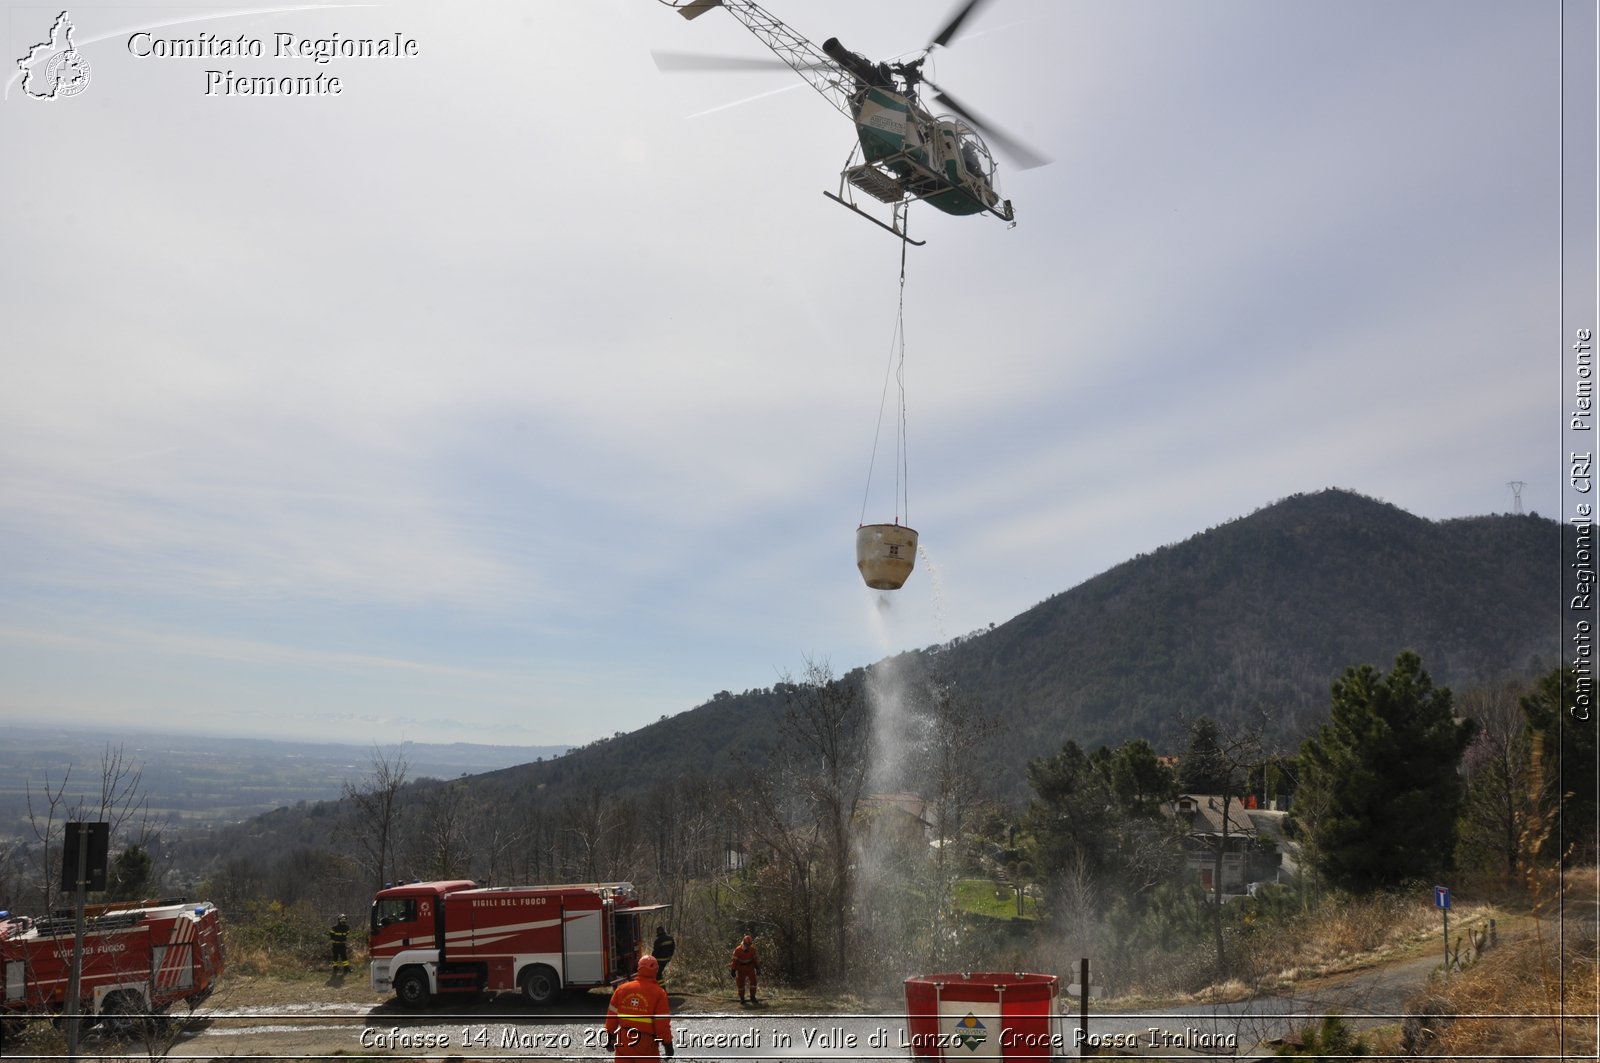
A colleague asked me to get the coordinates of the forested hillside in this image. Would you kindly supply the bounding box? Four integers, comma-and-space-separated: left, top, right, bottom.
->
933, 488, 1561, 771
463, 489, 1566, 806
161, 488, 1568, 892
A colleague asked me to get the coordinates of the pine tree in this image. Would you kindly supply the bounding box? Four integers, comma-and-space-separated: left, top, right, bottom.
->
1275, 1014, 1369, 1060
1177, 717, 1235, 793
106, 845, 153, 900
1299, 652, 1476, 892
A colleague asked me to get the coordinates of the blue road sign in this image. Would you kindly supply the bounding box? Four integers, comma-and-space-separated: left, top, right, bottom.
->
1434, 885, 1451, 910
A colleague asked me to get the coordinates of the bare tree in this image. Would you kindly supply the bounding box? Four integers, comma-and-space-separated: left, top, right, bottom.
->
780, 659, 868, 978
1456, 679, 1530, 884
473, 801, 527, 887
24, 745, 163, 913
555, 784, 640, 883
640, 775, 725, 927
409, 781, 475, 881
731, 754, 825, 982
921, 678, 997, 957
726, 660, 868, 985
340, 745, 408, 888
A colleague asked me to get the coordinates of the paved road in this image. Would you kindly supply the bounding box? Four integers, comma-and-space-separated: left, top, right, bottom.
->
155, 945, 1478, 1060
164, 960, 1444, 1061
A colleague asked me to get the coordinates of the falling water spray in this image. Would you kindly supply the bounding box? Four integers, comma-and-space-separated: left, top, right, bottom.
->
854, 586, 935, 992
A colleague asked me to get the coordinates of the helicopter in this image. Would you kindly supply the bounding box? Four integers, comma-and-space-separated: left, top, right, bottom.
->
655, 0, 1049, 244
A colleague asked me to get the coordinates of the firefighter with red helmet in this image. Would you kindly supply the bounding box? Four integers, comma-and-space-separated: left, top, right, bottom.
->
604, 954, 674, 1060
729, 934, 760, 1004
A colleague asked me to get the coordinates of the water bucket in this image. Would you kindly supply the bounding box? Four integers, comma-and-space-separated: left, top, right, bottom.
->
904, 972, 1061, 1061
856, 523, 918, 590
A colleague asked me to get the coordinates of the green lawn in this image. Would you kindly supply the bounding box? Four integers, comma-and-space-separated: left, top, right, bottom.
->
951, 878, 1039, 920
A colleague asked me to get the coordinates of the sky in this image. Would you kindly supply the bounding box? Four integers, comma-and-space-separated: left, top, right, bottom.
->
0, 0, 1590, 747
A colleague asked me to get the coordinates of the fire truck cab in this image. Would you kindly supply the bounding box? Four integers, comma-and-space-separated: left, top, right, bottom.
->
369, 880, 667, 1009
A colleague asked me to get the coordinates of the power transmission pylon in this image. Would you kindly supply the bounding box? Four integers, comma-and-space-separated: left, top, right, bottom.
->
1508, 480, 1526, 515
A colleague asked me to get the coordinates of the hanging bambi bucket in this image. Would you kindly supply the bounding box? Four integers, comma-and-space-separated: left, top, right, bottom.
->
856, 523, 918, 590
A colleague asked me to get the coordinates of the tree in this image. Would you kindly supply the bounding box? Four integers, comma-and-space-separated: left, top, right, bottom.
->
1177, 717, 1233, 794
24, 744, 164, 913
1026, 740, 1116, 885
1519, 664, 1598, 867
341, 745, 408, 888
1109, 739, 1177, 817
919, 678, 998, 963
555, 783, 639, 882
106, 845, 153, 901
413, 780, 475, 881
781, 659, 867, 980
1455, 679, 1532, 883
1298, 652, 1476, 892
1275, 1014, 1369, 1061
1026, 739, 1184, 918
729, 658, 867, 985
1177, 714, 1265, 978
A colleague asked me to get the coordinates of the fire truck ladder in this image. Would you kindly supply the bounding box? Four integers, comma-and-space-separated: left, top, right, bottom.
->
32, 911, 147, 937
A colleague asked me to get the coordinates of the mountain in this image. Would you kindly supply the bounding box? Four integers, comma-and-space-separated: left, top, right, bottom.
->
469, 488, 1567, 804
930, 488, 1561, 762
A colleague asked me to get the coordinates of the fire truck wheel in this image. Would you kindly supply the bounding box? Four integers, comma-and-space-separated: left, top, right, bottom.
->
520, 965, 560, 1006
394, 968, 432, 1010
99, 991, 142, 1037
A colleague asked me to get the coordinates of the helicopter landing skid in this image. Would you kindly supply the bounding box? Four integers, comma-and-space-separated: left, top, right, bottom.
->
822, 191, 926, 246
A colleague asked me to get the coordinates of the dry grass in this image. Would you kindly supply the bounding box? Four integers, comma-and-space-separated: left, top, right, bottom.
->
225, 939, 365, 979
1402, 866, 1599, 1060
1234, 889, 1468, 988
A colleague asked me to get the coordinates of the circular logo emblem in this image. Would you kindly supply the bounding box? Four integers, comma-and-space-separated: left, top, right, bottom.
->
44, 49, 91, 97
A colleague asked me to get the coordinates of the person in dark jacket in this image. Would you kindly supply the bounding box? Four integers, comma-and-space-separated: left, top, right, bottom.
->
328, 914, 351, 973
651, 926, 676, 981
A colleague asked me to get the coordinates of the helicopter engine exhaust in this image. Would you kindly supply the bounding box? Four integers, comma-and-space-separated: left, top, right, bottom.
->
822, 38, 889, 88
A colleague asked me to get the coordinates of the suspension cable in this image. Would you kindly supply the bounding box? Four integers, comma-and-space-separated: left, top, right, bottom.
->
860, 225, 911, 527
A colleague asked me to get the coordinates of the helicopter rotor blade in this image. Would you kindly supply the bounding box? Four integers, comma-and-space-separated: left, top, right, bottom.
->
653, 50, 796, 72
930, 0, 994, 49
651, 50, 833, 74
929, 82, 1051, 171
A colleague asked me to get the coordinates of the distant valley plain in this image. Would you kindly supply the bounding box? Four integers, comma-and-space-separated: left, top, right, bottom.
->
0, 722, 565, 840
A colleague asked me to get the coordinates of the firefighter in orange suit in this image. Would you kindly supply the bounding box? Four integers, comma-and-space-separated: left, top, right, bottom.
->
729, 934, 760, 1003
604, 954, 674, 1060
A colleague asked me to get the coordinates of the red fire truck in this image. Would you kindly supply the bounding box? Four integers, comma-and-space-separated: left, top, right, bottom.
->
369, 880, 667, 1008
0, 899, 224, 1025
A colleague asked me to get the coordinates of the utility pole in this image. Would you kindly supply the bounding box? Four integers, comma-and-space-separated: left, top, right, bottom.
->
62, 821, 109, 1062
1507, 480, 1526, 515
1434, 884, 1451, 980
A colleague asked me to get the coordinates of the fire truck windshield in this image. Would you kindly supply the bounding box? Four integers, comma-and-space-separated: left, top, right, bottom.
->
372, 897, 416, 930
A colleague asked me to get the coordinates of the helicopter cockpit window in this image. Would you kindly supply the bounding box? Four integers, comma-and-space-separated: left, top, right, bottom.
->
956, 127, 994, 183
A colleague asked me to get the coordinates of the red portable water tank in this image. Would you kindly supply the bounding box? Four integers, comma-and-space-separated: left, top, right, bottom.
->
904, 972, 1062, 1061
